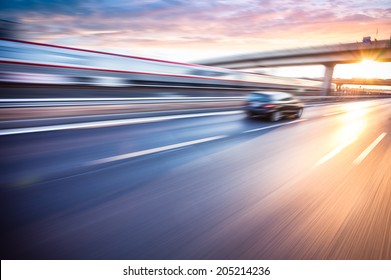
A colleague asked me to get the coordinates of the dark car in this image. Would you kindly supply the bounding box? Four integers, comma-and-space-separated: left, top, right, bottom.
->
244, 91, 304, 121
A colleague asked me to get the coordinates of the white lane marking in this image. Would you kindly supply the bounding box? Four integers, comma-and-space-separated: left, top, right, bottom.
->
314, 137, 357, 167
0, 110, 242, 136
87, 135, 226, 166
243, 118, 307, 133
353, 133, 387, 165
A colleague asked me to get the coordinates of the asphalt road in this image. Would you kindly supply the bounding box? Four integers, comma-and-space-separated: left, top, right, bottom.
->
1, 99, 390, 259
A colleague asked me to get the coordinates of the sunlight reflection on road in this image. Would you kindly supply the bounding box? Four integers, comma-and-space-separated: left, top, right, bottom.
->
336, 101, 369, 144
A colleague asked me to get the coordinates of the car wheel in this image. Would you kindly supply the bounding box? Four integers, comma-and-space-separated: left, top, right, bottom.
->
270, 111, 282, 122
295, 108, 303, 119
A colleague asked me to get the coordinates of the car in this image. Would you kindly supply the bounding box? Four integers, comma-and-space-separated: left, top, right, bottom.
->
244, 91, 304, 121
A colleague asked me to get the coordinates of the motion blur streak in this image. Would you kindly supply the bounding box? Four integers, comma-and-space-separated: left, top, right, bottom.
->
0, 99, 390, 259
0, 110, 242, 136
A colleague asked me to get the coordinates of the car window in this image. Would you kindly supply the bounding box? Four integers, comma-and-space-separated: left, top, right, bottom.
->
269, 93, 282, 101
246, 93, 271, 102
269, 93, 286, 101
278, 93, 293, 101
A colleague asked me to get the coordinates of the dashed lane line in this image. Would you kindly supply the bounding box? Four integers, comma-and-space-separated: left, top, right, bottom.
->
353, 133, 387, 165
314, 137, 357, 167
87, 135, 226, 166
85, 119, 308, 165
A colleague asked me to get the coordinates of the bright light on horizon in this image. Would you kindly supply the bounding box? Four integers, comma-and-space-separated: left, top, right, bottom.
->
261, 60, 391, 81
334, 60, 391, 79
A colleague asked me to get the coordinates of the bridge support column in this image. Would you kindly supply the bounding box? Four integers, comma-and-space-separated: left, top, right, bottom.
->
321, 63, 335, 96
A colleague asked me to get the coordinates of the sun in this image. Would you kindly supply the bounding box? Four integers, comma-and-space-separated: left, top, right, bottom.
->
355, 59, 378, 78
334, 59, 391, 79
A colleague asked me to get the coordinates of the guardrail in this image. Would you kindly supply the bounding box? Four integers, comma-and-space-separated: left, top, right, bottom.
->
0, 95, 388, 121
0, 95, 389, 108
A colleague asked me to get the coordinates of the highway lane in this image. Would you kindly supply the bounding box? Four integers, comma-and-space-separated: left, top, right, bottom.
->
0, 100, 390, 259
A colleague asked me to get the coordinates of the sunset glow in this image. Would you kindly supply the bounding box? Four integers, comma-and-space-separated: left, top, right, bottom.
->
1, 1, 390, 79
334, 59, 391, 79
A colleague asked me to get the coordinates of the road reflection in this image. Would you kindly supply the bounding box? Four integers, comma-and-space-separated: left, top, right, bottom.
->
336, 102, 369, 144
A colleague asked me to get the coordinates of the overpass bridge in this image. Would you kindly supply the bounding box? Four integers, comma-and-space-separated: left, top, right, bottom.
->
198, 39, 391, 95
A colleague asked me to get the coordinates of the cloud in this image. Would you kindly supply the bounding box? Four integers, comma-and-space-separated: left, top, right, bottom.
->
342, 14, 376, 21
1, 0, 390, 61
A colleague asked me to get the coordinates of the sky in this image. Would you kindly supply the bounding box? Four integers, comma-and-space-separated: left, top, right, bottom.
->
1, 0, 391, 78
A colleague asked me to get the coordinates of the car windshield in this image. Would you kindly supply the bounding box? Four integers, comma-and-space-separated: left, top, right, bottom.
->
246, 93, 272, 102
